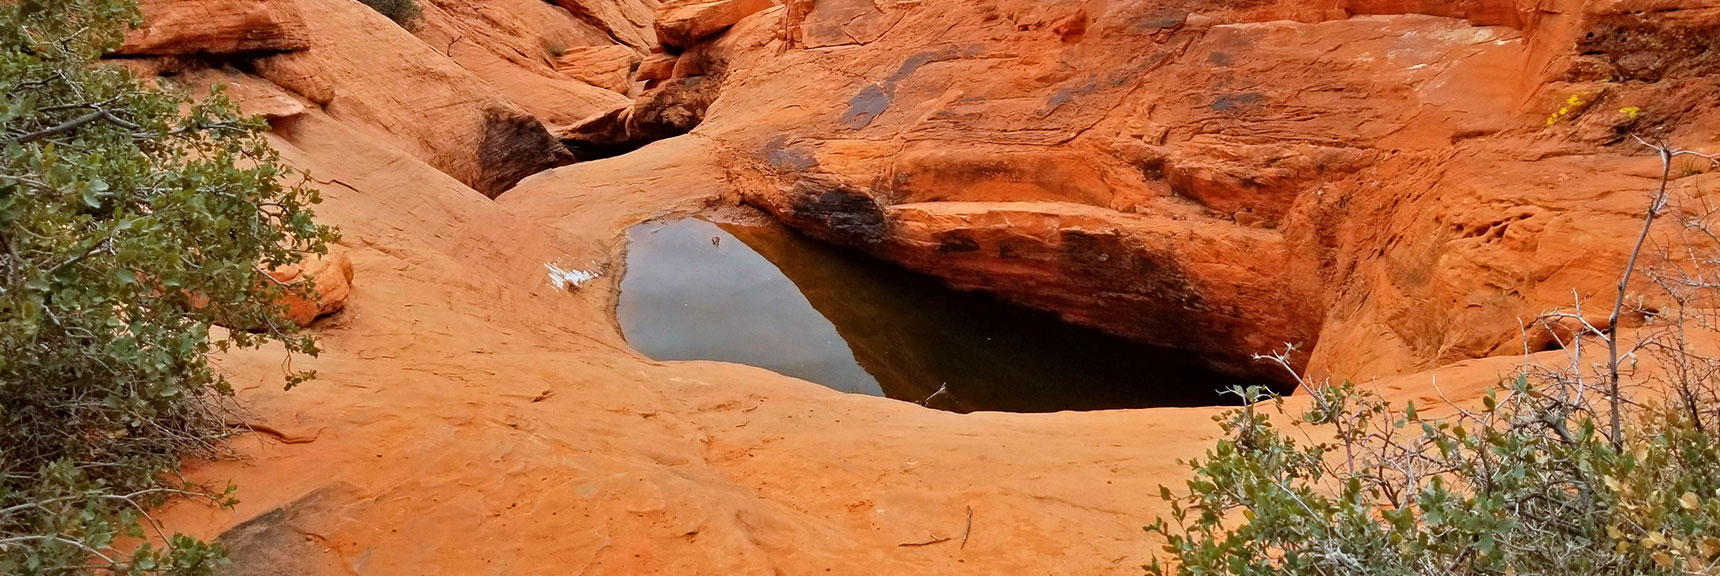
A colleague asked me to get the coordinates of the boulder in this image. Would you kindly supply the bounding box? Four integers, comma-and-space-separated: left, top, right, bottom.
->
655, 0, 775, 49
268, 248, 355, 327
552, 72, 720, 159
118, 0, 310, 56
669, 45, 708, 78
635, 53, 679, 82
554, 105, 642, 159
555, 46, 642, 94
628, 76, 718, 141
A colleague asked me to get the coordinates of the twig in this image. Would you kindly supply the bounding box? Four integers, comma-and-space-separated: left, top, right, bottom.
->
919, 383, 949, 406
898, 535, 951, 547
3, 108, 136, 145
1607, 143, 1670, 447
961, 505, 972, 549
1609, 138, 1720, 447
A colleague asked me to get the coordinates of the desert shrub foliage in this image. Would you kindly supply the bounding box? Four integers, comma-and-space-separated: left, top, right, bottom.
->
359, 0, 422, 28
1147, 380, 1720, 575
0, 0, 334, 573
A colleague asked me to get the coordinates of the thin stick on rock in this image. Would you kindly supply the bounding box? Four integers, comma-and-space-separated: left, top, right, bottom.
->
898, 535, 950, 547
919, 383, 949, 406
961, 506, 972, 549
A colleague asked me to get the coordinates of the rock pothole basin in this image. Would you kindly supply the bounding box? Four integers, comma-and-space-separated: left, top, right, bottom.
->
617, 215, 1258, 413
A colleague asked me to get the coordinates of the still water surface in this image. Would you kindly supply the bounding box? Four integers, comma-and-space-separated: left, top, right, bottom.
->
617, 217, 1253, 413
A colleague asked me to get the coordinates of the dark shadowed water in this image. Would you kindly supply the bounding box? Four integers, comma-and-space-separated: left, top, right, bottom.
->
616, 217, 1256, 413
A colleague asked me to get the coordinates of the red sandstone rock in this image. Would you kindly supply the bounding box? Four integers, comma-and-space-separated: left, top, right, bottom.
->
267, 248, 355, 326
170, 68, 310, 122
670, 0, 1720, 383
556, 46, 643, 94
119, 0, 310, 55
655, 0, 776, 48
796, 0, 904, 48
409, 0, 636, 125
669, 45, 709, 77
634, 52, 680, 81
251, 0, 573, 197
547, 0, 662, 50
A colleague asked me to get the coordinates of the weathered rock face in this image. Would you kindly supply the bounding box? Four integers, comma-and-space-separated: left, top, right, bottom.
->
656, 0, 776, 48
120, 0, 311, 55
648, 0, 1720, 383
249, 0, 575, 197
548, 0, 663, 51
556, 46, 643, 94
409, 0, 637, 126
548, 0, 763, 158
115, 0, 591, 198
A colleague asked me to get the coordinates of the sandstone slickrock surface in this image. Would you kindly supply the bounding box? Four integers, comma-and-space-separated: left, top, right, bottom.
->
119, 0, 310, 55
109, 0, 1720, 573
616, 0, 1720, 383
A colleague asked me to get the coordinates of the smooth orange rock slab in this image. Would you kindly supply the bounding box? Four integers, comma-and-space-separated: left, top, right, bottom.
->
159, 122, 1237, 574
655, 0, 776, 48
119, 0, 310, 55
636, 52, 679, 81
556, 46, 643, 94
166, 121, 1583, 575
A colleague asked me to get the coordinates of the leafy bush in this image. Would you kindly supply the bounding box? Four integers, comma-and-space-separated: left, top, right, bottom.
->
1147, 380, 1720, 575
0, 0, 334, 573
359, 0, 421, 29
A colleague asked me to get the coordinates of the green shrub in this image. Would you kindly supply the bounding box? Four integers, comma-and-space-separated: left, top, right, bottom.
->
1145, 379, 1720, 575
359, 0, 421, 29
0, 0, 335, 573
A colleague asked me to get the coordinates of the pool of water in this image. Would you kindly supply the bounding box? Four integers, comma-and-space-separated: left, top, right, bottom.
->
616, 216, 1258, 413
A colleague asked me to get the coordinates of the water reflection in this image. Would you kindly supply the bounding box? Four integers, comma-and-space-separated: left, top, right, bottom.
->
617, 217, 1254, 413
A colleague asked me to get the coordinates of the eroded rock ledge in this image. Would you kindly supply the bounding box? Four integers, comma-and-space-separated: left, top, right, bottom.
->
118, 0, 583, 198
630, 0, 1720, 383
